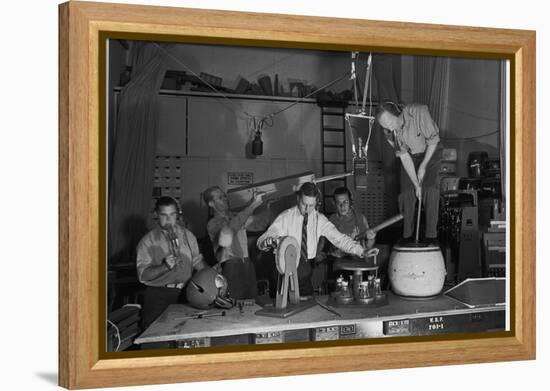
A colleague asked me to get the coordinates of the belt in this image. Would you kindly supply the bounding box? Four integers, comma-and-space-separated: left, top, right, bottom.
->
165, 282, 185, 289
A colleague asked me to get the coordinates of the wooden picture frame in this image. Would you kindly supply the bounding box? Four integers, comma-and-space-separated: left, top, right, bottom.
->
59, 1, 535, 388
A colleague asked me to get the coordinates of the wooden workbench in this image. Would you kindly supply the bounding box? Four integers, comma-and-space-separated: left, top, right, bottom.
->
135, 292, 505, 349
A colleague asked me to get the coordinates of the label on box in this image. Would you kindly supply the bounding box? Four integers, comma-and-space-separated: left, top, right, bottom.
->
176, 338, 210, 348
339, 324, 357, 337
312, 326, 340, 341
383, 319, 411, 336
254, 331, 283, 344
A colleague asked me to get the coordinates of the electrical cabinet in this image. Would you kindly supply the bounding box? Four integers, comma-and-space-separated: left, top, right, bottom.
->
483, 231, 506, 277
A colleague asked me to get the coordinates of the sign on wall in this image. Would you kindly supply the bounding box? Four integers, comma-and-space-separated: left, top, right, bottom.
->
227, 172, 254, 185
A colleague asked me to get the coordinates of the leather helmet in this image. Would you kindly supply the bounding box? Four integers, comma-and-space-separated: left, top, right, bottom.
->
186, 267, 235, 309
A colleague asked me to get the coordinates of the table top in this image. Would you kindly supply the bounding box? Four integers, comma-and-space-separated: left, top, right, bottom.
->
135, 292, 504, 344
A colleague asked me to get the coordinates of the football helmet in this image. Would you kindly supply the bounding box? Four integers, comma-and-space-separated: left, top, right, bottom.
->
186, 267, 235, 309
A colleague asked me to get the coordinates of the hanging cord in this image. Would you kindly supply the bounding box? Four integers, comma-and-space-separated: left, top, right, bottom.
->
251, 70, 351, 131
363, 55, 375, 157
153, 43, 249, 121
346, 52, 375, 160
107, 319, 121, 352
368, 54, 373, 118
153, 42, 351, 130
360, 53, 373, 114
346, 114, 358, 158
351, 52, 360, 113
268, 71, 352, 118
248, 114, 275, 140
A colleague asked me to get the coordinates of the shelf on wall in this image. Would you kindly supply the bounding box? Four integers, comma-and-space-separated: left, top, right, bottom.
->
114, 86, 318, 104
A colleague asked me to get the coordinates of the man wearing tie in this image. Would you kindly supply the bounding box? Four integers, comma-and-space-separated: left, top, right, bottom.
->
257, 182, 369, 299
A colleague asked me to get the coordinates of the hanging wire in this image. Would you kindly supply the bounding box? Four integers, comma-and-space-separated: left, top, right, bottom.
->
107, 319, 121, 352
368, 64, 375, 116
154, 43, 249, 121
351, 52, 360, 113
268, 71, 352, 118
360, 53, 372, 114
345, 52, 375, 159
364, 53, 375, 157
154, 42, 351, 131
345, 114, 358, 158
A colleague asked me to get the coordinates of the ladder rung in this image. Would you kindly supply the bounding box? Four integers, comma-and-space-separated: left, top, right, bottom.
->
323, 161, 346, 165
322, 111, 345, 116
323, 145, 345, 148
323, 127, 345, 132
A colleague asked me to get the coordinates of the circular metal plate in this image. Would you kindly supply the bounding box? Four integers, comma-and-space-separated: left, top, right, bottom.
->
333, 256, 379, 272
275, 236, 299, 274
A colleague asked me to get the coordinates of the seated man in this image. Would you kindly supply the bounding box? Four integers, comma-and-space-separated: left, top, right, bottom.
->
257, 182, 370, 299
323, 186, 390, 289
203, 186, 267, 300
136, 196, 208, 328
327, 186, 376, 256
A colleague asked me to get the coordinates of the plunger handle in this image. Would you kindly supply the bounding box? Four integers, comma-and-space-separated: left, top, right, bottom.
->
415, 188, 422, 243
370, 213, 404, 234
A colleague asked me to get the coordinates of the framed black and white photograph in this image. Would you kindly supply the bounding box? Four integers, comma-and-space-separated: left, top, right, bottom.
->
106, 38, 510, 350
58, 1, 535, 389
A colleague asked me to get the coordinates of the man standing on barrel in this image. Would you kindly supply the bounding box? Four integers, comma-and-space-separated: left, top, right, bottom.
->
375, 102, 442, 245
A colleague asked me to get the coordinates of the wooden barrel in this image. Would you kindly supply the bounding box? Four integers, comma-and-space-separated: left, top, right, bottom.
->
388, 244, 446, 297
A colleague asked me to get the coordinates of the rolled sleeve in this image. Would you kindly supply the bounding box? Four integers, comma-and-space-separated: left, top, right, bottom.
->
186, 230, 202, 268
418, 105, 440, 145
257, 213, 286, 250
395, 148, 407, 157
318, 214, 364, 257
136, 238, 152, 283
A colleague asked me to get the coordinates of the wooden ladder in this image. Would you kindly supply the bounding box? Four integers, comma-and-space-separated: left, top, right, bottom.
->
320, 104, 348, 214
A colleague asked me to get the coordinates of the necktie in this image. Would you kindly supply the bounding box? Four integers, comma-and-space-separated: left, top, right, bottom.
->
392, 130, 401, 154
300, 213, 308, 262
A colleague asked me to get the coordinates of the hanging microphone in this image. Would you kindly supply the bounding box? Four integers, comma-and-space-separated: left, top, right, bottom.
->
252, 131, 263, 156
